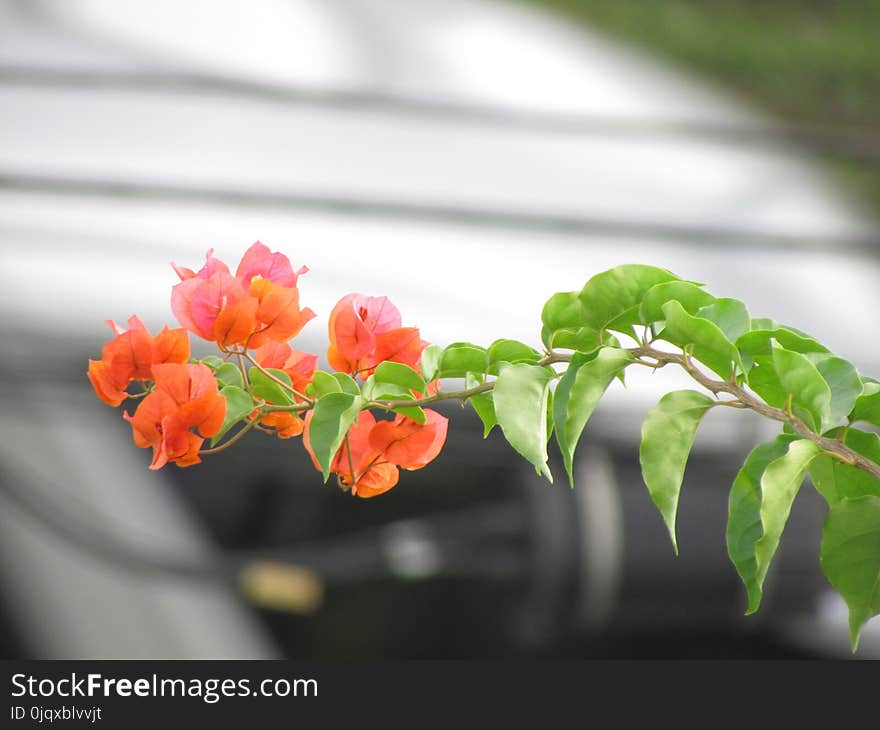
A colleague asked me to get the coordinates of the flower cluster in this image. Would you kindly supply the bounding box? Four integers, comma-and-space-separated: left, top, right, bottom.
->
87, 242, 448, 497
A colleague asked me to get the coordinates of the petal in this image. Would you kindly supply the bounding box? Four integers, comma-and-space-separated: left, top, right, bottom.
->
235, 241, 304, 287
359, 327, 424, 377
369, 409, 448, 470
212, 296, 259, 347
151, 362, 192, 405
152, 327, 190, 365
260, 411, 304, 439
353, 462, 399, 498
359, 295, 401, 334
247, 278, 315, 348
87, 359, 128, 407
328, 294, 375, 361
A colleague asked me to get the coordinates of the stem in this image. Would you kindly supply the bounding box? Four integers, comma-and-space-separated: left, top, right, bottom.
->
199, 415, 262, 455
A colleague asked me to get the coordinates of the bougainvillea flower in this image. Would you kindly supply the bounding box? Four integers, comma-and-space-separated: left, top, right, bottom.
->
123, 363, 225, 469
369, 410, 448, 470
254, 342, 318, 395
257, 411, 305, 439
303, 411, 400, 498
171, 242, 315, 348
327, 293, 428, 377
88, 315, 190, 407
303, 408, 447, 498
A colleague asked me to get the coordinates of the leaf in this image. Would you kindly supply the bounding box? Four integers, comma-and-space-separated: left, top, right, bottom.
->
200, 355, 225, 370
639, 390, 715, 553
210, 385, 256, 446
437, 343, 489, 379
420, 344, 443, 382
771, 348, 832, 432
545, 326, 602, 353
541, 291, 589, 347
820, 496, 880, 651
466, 373, 497, 437
579, 265, 680, 334
311, 370, 343, 398
660, 300, 744, 379
494, 363, 554, 481
810, 429, 880, 504
373, 361, 426, 392
750, 439, 821, 611
726, 436, 796, 613
248, 367, 294, 406
554, 347, 633, 487
804, 353, 863, 429
487, 339, 541, 374
851, 378, 880, 427
309, 393, 363, 482
639, 280, 715, 324
694, 298, 751, 342
332, 373, 361, 396
214, 362, 244, 390
736, 320, 828, 357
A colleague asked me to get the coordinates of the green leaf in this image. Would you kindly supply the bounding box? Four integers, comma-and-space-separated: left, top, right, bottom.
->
805, 354, 863, 429
332, 373, 361, 396
749, 439, 821, 611
820, 496, 880, 651
311, 370, 343, 398
420, 344, 443, 382
494, 363, 554, 481
810, 429, 880, 504
772, 348, 832, 432
544, 326, 602, 353
437, 343, 489, 379
373, 361, 426, 392
210, 385, 256, 446
579, 265, 680, 334
466, 373, 496, 437
200, 355, 225, 370
660, 300, 744, 379
639, 390, 715, 553
694, 298, 751, 342
726, 436, 796, 613
309, 393, 363, 482
214, 362, 244, 390
248, 367, 294, 406
487, 339, 541, 374
851, 378, 880, 427
554, 347, 633, 487
639, 280, 715, 324
736, 320, 828, 358
542, 291, 589, 347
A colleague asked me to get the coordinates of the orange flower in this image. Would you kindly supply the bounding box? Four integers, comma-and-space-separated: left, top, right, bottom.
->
303, 408, 448, 498
171, 242, 315, 348
327, 294, 428, 378
124, 363, 225, 470
88, 315, 190, 407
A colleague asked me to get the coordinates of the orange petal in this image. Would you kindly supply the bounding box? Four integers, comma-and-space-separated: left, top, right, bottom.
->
153, 326, 190, 365
212, 296, 259, 347
353, 462, 399, 498
87, 359, 128, 407
369, 409, 448, 470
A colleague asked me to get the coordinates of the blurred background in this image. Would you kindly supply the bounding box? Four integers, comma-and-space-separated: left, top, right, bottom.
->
1, 0, 879, 659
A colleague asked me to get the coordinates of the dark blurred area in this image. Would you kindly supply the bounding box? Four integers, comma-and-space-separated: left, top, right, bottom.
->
1, 0, 879, 659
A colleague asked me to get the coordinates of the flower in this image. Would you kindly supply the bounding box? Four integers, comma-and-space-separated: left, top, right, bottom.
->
327, 293, 427, 378
303, 408, 448, 498
171, 242, 315, 348
88, 315, 189, 407
124, 363, 226, 469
